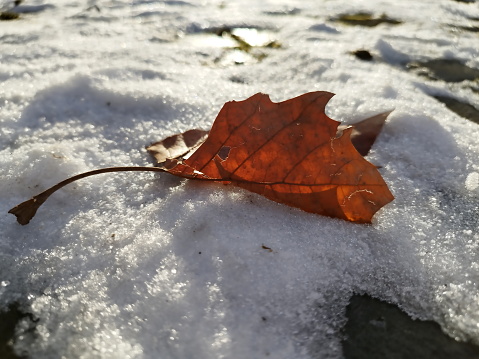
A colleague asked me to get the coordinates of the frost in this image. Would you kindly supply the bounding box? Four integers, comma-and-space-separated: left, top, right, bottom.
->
465, 172, 479, 192
1, 0, 479, 358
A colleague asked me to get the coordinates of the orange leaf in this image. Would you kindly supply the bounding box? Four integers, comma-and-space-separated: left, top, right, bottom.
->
161, 92, 394, 223
9, 91, 394, 226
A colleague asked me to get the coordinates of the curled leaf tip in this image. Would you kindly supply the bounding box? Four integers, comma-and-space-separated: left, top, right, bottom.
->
9, 196, 45, 225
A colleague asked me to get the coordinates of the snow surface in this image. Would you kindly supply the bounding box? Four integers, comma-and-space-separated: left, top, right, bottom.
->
1, 0, 479, 358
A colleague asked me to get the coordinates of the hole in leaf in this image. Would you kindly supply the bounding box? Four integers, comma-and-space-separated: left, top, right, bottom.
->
217, 146, 231, 161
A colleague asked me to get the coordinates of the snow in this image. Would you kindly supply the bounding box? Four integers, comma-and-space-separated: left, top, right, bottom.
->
1, 0, 479, 358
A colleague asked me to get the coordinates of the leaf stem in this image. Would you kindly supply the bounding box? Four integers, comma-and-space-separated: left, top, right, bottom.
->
8, 166, 166, 225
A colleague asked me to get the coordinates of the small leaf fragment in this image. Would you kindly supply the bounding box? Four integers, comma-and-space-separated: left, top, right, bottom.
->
262, 244, 273, 252
336, 12, 401, 27
338, 110, 393, 156
147, 129, 209, 165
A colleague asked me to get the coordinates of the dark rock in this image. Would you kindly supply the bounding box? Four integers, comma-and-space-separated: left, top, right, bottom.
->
342, 294, 479, 359
353, 50, 373, 61
434, 96, 479, 124
0, 303, 33, 359
407, 59, 479, 82
0, 12, 19, 20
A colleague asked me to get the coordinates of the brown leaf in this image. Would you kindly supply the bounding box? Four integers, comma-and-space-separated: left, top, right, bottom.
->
147, 129, 209, 165
161, 92, 394, 223
9, 92, 394, 225
262, 244, 273, 252
149, 111, 393, 164
338, 110, 393, 156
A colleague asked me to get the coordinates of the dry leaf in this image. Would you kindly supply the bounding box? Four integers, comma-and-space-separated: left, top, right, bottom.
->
159, 92, 394, 223
9, 91, 394, 225
149, 110, 393, 162
338, 110, 392, 156
147, 129, 209, 165
262, 244, 273, 252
